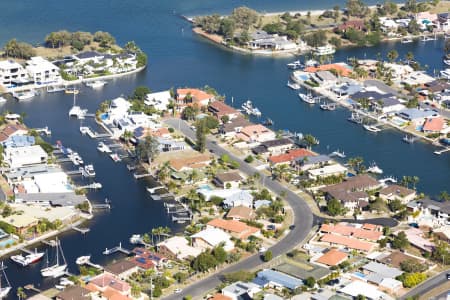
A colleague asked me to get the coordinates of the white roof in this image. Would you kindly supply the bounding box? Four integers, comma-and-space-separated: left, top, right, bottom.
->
192, 228, 234, 250
157, 236, 201, 260
0, 59, 23, 69
340, 281, 394, 300
308, 164, 348, 177
146, 90, 171, 102
380, 278, 402, 290
26, 56, 59, 72
34, 171, 72, 193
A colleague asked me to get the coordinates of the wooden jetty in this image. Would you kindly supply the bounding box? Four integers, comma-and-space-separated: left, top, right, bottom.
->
134, 173, 152, 179
42, 240, 57, 247
24, 284, 41, 293
434, 147, 450, 155
92, 203, 111, 210
147, 186, 165, 193
78, 182, 102, 189
103, 242, 131, 255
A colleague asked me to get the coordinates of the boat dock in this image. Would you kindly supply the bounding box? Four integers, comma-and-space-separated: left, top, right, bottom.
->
80, 126, 111, 139
134, 172, 152, 179
329, 150, 346, 158
66, 169, 83, 175
24, 284, 41, 293
78, 258, 103, 270
147, 186, 165, 193
56, 158, 72, 163
78, 182, 102, 189
171, 213, 192, 223
42, 240, 57, 247
19, 248, 36, 255
434, 147, 450, 155
35, 126, 52, 135
72, 225, 90, 234
92, 203, 111, 210
103, 242, 131, 255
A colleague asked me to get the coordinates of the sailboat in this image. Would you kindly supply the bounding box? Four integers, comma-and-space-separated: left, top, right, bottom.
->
68, 92, 87, 119
0, 262, 11, 298
41, 239, 67, 278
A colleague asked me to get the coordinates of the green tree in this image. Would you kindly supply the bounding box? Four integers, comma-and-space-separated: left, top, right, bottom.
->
231, 6, 259, 30
132, 86, 151, 101
192, 252, 218, 272
223, 270, 255, 283
305, 277, 316, 288
182, 106, 198, 121
400, 259, 427, 273
387, 49, 399, 62
388, 199, 405, 212
195, 119, 207, 153
407, 19, 420, 34
392, 231, 409, 249
303, 134, 318, 149
16, 287, 26, 300
220, 18, 236, 39
93, 31, 116, 47
131, 283, 141, 298
346, 0, 368, 17
173, 272, 188, 283
327, 198, 343, 216
136, 135, 160, 165
263, 250, 273, 262
213, 246, 227, 264
439, 191, 450, 201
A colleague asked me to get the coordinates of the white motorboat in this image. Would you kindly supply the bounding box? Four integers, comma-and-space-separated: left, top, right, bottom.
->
83, 164, 95, 177
422, 35, 437, 42
59, 277, 74, 286
443, 59, 450, 66
403, 135, 417, 144
298, 92, 315, 104
130, 234, 142, 244
363, 124, 382, 132
287, 81, 301, 90
440, 68, 450, 79
305, 59, 319, 67
97, 142, 112, 153
0, 262, 11, 298
86, 80, 107, 88
69, 152, 83, 166
367, 162, 383, 174
10, 250, 45, 267
320, 103, 336, 111
287, 60, 303, 70
75, 255, 91, 265
12, 90, 35, 101
47, 85, 66, 93
110, 153, 121, 162
241, 100, 261, 116
348, 112, 363, 124
313, 44, 335, 56
41, 239, 68, 278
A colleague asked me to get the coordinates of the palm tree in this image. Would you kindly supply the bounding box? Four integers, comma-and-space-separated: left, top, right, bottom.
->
303, 134, 318, 150
347, 157, 365, 174
387, 49, 398, 63
121, 130, 134, 144
17, 287, 26, 300
157, 161, 171, 183
405, 51, 414, 65
439, 191, 450, 202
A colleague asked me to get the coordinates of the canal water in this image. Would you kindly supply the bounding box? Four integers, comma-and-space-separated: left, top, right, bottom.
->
0, 0, 449, 297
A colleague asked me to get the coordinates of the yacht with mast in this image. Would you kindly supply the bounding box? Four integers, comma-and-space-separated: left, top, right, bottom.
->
0, 262, 11, 298
41, 239, 67, 278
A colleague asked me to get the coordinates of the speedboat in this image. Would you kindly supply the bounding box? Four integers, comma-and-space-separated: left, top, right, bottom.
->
97, 142, 112, 153
287, 60, 303, 70
440, 68, 450, 79
86, 80, 107, 88
110, 153, 121, 162
241, 100, 254, 114
367, 162, 383, 174
70, 152, 83, 166
320, 103, 336, 111
130, 234, 142, 244
305, 59, 319, 67
65, 88, 79, 94
363, 124, 381, 132
84, 164, 95, 177
444, 59, 450, 66
298, 93, 315, 104
287, 81, 301, 90
75, 255, 91, 265
10, 251, 45, 267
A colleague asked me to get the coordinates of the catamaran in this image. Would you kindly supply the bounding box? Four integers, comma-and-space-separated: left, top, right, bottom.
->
10, 249, 45, 267
41, 239, 68, 278
0, 262, 11, 298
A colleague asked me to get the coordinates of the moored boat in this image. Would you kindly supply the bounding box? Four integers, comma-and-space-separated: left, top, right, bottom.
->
363, 124, 381, 132
41, 239, 68, 278
86, 80, 107, 88
10, 250, 45, 267
97, 142, 112, 153
298, 92, 315, 104
367, 162, 383, 174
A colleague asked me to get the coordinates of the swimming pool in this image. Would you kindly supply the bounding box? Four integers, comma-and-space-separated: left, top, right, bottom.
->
391, 117, 407, 127
353, 272, 366, 279
198, 184, 213, 191
100, 113, 109, 120
0, 237, 16, 248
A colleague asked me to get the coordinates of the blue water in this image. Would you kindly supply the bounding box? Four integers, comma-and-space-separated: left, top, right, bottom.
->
0, 0, 448, 298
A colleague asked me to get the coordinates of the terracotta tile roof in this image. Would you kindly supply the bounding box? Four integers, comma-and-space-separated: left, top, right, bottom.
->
316, 248, 348, 266
321, 233, 376, 252
90, 273, 130, 292
209, 294, 232, 300
237, 124, 274, 142
102, 288, 132, 300
207, 218, 259, 239
177, 88, 214, 104
268, 148, 314, 164
169, 154, 211, 171
227, 205, 255, 220
423, 117, 444, 132
305, 64, 352, 77
0, 124, 27, 142
56, 286, 91, 300
320, 223, 382, 241
209, 101, 238, 117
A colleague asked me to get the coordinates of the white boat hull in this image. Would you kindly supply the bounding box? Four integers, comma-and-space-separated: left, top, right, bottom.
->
41, 264, 67, 278
0, 287, 11, 298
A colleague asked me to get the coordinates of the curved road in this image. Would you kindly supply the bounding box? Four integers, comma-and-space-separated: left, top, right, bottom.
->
163, 118, 314, 300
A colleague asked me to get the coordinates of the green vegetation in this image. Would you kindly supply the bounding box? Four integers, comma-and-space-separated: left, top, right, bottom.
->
136, 135, 160, 165
400, 259, 428, 273
327, 198, 344, 216
392, 231, 409, 249
263, 250, 273, 261
223, 270, 255, 283
195, 119, 207, 153
396, 272, 427, 288
2, 39, 35, 59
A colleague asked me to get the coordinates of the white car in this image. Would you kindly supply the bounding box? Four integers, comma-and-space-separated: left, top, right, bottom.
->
259, 247, 267, 253
174, 288, 182, 294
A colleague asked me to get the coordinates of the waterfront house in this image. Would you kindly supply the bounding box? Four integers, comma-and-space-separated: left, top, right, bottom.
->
73, 51, 105, 64
157, 236, 201, 260
0, 124, 28, 143
25, 56, 60, 84
253, 269, 303, 291
208, 101, 239, 121
219, 116, 252, 139
105, 97, 132, 125
213, 171, 243, 189
424, 80, 450, 94
336, 19, 367, 33
294, 154, 333, 171
104, 260, 139, 280
222, 281, 261, 300
86, 273, 132, 299
373, 97, 405, 114
191, 227, 234, 251
4, 145, 48, 168
144, 90, 172, 111
132, 247, 167, 269
157, 137, 186, 152
0, 213, 38, 235
268, 148, 314, 167
396, 108, 439, 125
379, 17, 399, 32
321, 174, 382, 210
305, 63, 352, 77
235, 124, 276, 143
175, 88, 215, 110
2, 135, 35, 148
422, 116, 445, 133
311, 70, 338, 87
437, 13, 450, 31
315, 248, 348, 267
415, 12, 438, 30
308, 164, 348, 180
14, 192, 86, 207
379, 184, 416, 204
408, 198, 450, 227
169, 153, 211, 172
226, 205, 256, 221
0, 59, 29, 87
207, 218, 260, 239
56, 286, 91, 300
251, 138, 294, 156
247, 30, 298, 51
384, 63, 414, 81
